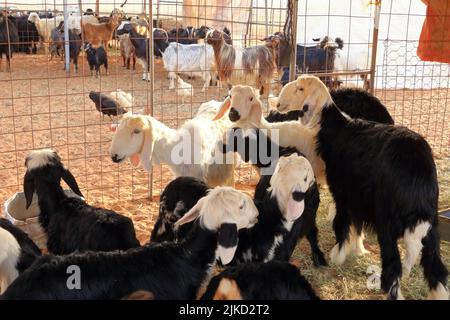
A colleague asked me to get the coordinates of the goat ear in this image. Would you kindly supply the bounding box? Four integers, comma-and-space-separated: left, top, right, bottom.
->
174, 197, 206, 227
23, 174, 35, 210
217, 223, 238, 265
61, 168, 84, 198
137, 117, 154, 171
213, 96, 231, 121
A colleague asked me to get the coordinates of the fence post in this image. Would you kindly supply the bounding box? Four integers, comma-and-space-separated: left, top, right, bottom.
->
369, 0, 382, 94
147, 0, 155, 199
63, 0, 70, 72
289, 0, 298, 82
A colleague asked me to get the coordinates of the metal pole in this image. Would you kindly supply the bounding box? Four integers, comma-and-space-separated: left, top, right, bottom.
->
369, 0, 382, 94
289, 0, 298, 82
63, 0, 70, 72
147, 0, 155, 199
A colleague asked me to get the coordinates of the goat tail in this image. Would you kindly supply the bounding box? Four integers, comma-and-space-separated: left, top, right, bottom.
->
420, 218, 449, 299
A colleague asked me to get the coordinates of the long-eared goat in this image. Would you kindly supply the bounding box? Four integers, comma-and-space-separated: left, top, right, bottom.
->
1, 187, 259, 300
23, 149, 140, 255
201, 261, 319, 300
279, 75, 448, 300
150, 153, 326, 267
83, 42, 108, 77
109, 100, 235, 187
0, 218, 41, 294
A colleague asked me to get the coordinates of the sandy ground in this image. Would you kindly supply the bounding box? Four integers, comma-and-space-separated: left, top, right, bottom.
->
0, 52, 448, 299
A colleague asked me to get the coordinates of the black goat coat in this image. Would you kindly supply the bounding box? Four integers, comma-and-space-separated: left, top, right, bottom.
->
201, 261, 319, 300
0, 16, 19, 60
1, 223, 218, 300
151, 176, 209, 242
0, 218, 41, 273
14, 16, 39, 54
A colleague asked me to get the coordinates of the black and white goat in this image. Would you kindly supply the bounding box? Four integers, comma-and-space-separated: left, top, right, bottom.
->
279, 75, 448, 300
23, 149, 140, 255
201, 261, 319, 300
194, 26, 232, 45
167, 26, 196, 44
151, 153, 326, 267
116, 22, 151, 80
0, 218, 41, 294
277, 85, 394, 125
83, 42, 108, 77
1, 187, 259, 300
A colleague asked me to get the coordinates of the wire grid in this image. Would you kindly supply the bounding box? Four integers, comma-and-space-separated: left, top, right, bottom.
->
376, 0, 450, 157
0, 0, 449, 217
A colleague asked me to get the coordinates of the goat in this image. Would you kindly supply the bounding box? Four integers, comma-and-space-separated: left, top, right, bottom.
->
278, 75, 449, 300
277, 85, 394, 125
49, 21, 64, 60
116, 22, 151, 80
207, 29, 275, 97
83, 42, 108, 77
195, 26, 232, 45
167, 26, 196, 44
0, 14, 19, 72
118, 33, 136, 70
150, 153, 326, 267
174, 76, 193, 101
14, 15, 39, 54
82, 14, 120, 47
201, 261, 319, 300
0, 218, 41, 294
151, 176, 209, 242
67, 28, 81, 73
27, 12, 64, 54
23, 149, 140, 255
162, 42, 215, 92
213, 85, 326, 185
262, 32, 340, 87
153, 27, 169, 57
1, 187, 259, 300
110, 100, 235, 187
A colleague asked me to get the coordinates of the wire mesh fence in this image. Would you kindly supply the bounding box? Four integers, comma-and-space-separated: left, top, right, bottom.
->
0, 0, 448, 231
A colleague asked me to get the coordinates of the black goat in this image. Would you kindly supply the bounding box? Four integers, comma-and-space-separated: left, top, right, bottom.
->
23, 149, 140, 255
0, 14, 19, 71
1, 187, 258, 300
195, 25, 232, 45
14, 16, 39, 54
151, 176, 209, 242
201, 261, 319, 300
83, 42, 108, 77
167, 26, 196, 44
295, 75, 448, 300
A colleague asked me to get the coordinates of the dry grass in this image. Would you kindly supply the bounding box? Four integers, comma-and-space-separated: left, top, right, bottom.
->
0, 52, 449, 300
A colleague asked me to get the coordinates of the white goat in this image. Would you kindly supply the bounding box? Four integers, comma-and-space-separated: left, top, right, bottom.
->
334, 47, 371, 88
110, 100, 235, 187
28, 13, 64, 54
162, 42, 215, 92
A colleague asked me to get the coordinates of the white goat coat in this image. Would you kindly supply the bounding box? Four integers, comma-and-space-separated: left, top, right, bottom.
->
142, 101, 234, 187
0, 227, 20, 294
162, 43, 215, 91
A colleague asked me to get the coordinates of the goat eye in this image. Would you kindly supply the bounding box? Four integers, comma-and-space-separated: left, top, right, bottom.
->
299, 88, 304, 91
249, 97, 253, 102
132, 129, 140, 134
303, 105, 309, 112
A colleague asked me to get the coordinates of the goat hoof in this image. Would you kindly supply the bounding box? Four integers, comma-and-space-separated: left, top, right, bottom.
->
312, 252, 328, 268
330, 244, 347, 265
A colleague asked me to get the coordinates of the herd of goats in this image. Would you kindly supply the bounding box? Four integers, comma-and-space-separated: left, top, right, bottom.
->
0, 7, 448, 301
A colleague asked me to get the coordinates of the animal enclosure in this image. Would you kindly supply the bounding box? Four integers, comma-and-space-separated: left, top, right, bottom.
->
0, 0, 449, 299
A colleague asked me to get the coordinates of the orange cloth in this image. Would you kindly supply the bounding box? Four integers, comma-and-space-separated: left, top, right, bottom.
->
417, 0, 450, 63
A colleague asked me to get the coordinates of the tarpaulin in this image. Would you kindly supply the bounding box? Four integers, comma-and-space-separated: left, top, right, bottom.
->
417, 0, 450, 63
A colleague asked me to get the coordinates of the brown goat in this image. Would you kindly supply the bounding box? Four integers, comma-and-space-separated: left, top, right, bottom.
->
206, 29, 275, 97
82, 15, 120, 47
